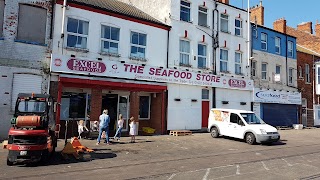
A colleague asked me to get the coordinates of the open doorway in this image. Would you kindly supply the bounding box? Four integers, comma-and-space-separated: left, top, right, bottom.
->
102, 94, 118, 134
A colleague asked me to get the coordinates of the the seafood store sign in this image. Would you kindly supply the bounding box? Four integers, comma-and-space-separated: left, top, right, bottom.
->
51, 55, 253, 91
254, 88, 301, 104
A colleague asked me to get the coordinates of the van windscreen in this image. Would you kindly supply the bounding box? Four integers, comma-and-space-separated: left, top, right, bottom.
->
240, 113, 265, 124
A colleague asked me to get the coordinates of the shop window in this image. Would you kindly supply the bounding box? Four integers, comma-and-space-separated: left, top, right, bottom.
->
202, 89, 209, 100
17, 4, 47, 44
180, 39, 190, 66
139, 96, 150, 119
235, 52, 242, 74
0, 0, 4, 37
101, 25, 120, 54
261, 33, 267, 50
220, 49, 228, 72
61, 93, 87, 120
67, 17, 89, 49
180, 0, 190, 22
220, 14, 228, 33
235, 19, 242, 36
198, 44, 207, 68
198, 6, 207, 27
130, 31, 147, 59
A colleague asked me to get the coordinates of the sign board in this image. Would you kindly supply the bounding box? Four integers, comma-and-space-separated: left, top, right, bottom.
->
50, 55, 254, 91
274, 74, 280, 82
254, 88, 301, 105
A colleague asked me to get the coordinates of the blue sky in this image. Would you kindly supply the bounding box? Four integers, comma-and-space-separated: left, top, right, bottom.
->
230, 0, 319, 29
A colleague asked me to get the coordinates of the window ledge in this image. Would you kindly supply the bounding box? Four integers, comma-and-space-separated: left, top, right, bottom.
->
180, 20, 193, 24
235, 73, 244, 76
66, 46, 89, 53
220, 70, 230, 74
180, 63, 192, 67
198, 24, 210, 29
198, 67, 209, 70
100, 51, 121, 57
221, 30, 231, 34
129, 56, 147, 62
14, 39, 47, 46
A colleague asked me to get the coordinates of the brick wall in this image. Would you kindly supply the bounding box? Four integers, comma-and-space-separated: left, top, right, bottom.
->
250, 2, 264, 26
150, 93, 163, 134
91, 87, 102, 122
297, 22, 313, 34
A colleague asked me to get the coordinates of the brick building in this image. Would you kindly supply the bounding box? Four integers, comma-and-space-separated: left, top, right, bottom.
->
0, 0, 53, 140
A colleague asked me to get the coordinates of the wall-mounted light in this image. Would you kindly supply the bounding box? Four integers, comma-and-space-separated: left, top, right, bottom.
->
240, 102, 246, 105
222, 101, 229, 104
198, 70, 201, 73
174, 67, 177, 69
142, 64, 146, 66
71, 54, 76, 57
97, 57, 102, 61
160, 66, 163, 69
121, 61, 125, 63
153, 93, 157, 98
191, 99, 197, 102
174, 98, 181, 101
186, 69, 189, 71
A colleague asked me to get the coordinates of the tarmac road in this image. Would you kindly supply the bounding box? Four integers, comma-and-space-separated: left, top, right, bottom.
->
1, 128, 320, 180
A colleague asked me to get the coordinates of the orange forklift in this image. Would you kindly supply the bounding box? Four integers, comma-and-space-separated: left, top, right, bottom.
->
6, 93, 59, 165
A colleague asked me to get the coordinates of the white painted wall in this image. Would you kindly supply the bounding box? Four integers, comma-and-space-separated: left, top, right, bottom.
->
167, 84, 212, 130
252, 50, 297, 91
215, 88, 251, 110
52, 4, 168, 67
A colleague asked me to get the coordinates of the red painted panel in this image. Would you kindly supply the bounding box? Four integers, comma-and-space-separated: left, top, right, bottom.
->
202, 101, 209, 128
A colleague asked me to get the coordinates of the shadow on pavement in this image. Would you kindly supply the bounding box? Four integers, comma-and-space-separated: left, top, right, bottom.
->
219, 136, 286, 146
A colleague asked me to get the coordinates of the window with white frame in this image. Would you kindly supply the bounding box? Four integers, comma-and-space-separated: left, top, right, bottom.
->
289, 68, 293, 84
317, 67, 320, 84
275, 65, 281, 82
0, 0, 5, 36
251, 60, 256, 77
302, 98, 307, 107
130, 31, 147, 59
180, 1, 191, 22
198, 6, 207, 27
202, 89, 209, 100
198, 44, 207, 68
299, 66, 303, 78
180, 40, 190, 65
101, 25, 120, 54
235, 19, 242, 36
235, 52, 242, 74
275, 37, 280, 54
288, 41, 293, 57
305, 64, 310, 83
220, 14, 228, 33
139, 96, 150, 119
220, 49, 228, 72
261, 33, 267, 50
261, 63, 267, 80
66, 18, 89, 49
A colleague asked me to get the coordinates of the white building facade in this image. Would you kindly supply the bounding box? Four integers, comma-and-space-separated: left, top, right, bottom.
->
0, 0, 52, 140
119, 0, 253, 130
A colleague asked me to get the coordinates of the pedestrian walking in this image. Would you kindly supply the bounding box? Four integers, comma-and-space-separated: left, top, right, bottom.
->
77, 119, 89, 139
97, 109, 111, 145
114, 114, 124, 141
129, 116, 137, 143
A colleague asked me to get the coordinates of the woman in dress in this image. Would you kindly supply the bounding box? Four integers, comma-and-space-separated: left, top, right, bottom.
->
129, 116, 137, 143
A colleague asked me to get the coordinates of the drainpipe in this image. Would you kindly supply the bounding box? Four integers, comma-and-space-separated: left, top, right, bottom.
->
313, 54, 315, 126
61, 0, 67, 38
212, 1, 219, 108
285, 35, 288, 86
166, 30, 170, 68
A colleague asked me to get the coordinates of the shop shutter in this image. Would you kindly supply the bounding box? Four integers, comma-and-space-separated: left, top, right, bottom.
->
11, 74, 42, 110
262, 103, 298, 127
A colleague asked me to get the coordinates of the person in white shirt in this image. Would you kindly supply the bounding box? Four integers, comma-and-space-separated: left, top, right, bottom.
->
129, 116, 137, 143
97, 109, 111, 145
77, 120, 89, 139
113, 114, 124, 141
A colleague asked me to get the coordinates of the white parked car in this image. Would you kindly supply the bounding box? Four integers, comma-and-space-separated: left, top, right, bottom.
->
207, 108, 280, 145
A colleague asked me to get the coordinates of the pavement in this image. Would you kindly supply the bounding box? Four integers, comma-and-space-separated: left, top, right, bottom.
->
1, 129, 320, 179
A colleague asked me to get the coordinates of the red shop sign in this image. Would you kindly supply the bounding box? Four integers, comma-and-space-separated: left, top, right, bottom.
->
228, 79, 246, 88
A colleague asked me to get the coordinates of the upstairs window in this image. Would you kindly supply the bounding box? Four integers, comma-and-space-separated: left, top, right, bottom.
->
180, 40, 190, 66
220, 49, 228, 72
130, 31, 147, 59
288, 41, 293, 57
67, 18, 89, 49
17, 4, 47, 44
299, 66, 303, 78
305, 64, 310, 83
275, 37, 280, 54
261, 33, 267, 50
251, 60, 257, 77
289, 68, 293, 84
0, 0, 4, 37
101, 25, 120, 54
235, 19, 242, 36
198, 6, 207, 27
180, 1, 191, 22
261, 63, 267, 80
220, 14, 228, 33
235, 52, 242, 74
318, 67, 320, 84
198, 44, 207, 68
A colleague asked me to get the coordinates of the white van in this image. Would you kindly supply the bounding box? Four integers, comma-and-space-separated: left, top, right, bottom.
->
207, 108, 280, 145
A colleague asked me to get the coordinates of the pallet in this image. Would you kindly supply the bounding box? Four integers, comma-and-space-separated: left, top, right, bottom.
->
169, 130, 192, 136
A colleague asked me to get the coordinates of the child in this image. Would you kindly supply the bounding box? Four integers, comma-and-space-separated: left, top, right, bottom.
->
114, 114, 124, 141
129, 116, 137, 143
77, 120, 89, 139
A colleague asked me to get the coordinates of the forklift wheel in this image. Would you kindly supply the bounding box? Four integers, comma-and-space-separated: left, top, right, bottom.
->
7, 158, 14, 166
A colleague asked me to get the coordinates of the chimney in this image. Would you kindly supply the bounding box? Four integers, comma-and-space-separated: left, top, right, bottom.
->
217, 0, 229, 5
297, 22, 313, 34
315, 21, 320, 37
249, 1, 264, 25
273, 18, 287, 34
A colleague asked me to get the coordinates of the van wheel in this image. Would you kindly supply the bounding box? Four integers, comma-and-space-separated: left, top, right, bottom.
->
7, 158, 14, 166
210, 127, 219, 138
245, 133, 256, 145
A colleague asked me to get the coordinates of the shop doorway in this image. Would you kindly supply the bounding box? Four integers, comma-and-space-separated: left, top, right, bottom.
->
102, 94, 118, 132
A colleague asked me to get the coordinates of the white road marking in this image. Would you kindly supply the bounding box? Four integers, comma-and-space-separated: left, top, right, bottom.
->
261, 161, 269, 170
167, 173, 176, 180
236, 165, 240, 175
202, 168, 211, 180
282, 158, 293, 166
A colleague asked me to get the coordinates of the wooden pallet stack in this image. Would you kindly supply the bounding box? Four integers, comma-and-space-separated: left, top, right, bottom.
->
169, 130, 192, 136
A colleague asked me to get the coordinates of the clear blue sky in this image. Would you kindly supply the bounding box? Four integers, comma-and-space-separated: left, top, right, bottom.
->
230, 0, 319, 30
